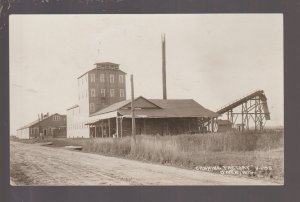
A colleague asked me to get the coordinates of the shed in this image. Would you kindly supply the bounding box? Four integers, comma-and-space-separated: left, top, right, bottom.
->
86, 96, 219, 137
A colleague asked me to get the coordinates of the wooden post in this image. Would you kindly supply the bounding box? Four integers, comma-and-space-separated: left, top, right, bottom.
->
116, 117, 119, 138
120, 117, 123, 138
131, 75, 136, 143
241, 103, 244, 132
95, 125, 97, 138
108, 119, 111, 137
166, 121, 169, 135
143, 119, 146, 135
101, 121, 104, 138
211, 117, 214, 132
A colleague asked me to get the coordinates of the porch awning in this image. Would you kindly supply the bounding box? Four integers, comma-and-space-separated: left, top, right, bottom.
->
85, 120, 100, 126
85, 111, 118, 125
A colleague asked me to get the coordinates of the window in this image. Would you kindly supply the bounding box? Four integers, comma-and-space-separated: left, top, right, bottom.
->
100, 89, 105, 97
110, 74, 114, 83
119, 75, 124, 83
53, 115, 60, 121
120, 89, 125, 97
90, 103, 95, 113
91, 88, 96, 97
110, 89, 115, 97
90, 73, 95, 82
100, 74, 105, 82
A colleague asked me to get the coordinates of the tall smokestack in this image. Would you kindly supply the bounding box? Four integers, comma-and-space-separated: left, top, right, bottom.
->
162, 34, 167, 99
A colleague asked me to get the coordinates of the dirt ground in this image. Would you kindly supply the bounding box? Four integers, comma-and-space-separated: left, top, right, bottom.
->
10, 141, 281, 186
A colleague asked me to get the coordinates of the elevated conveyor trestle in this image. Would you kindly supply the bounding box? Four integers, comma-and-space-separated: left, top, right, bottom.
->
216, 90, 271, 131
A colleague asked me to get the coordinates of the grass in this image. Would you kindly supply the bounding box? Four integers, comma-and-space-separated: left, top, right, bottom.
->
11, 129, 284, 183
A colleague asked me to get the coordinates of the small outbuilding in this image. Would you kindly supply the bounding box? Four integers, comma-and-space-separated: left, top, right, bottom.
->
216, 119, 233, 132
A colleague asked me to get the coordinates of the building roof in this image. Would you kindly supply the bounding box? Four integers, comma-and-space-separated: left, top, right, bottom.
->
90, 96, 219, 119
67, 104, 79, 111
90, 99, 131, 116
17, 113, 65, 130
77, 62, 126, 79
94, 62, 120, 66
90, 96, 162, 117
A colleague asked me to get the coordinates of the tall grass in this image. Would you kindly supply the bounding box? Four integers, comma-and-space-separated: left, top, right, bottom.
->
11, 130, 284, 180
78, 130, 283, 167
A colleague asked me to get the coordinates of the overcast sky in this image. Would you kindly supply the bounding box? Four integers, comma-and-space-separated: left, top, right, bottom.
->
9, 14, 283, 134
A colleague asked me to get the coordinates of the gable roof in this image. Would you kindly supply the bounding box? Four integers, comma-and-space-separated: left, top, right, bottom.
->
122, 96, 161, 109
119, 99, 218, 118
90, 96, 160, 117
90, 97, 218, 118
150, 99, 218, 117
17, 113, 65, 130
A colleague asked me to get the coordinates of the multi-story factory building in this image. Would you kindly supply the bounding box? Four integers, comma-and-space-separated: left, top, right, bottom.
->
67, 62, 127, 138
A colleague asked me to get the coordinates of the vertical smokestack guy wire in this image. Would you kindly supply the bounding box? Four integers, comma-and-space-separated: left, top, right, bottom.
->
162, 34, 167, 99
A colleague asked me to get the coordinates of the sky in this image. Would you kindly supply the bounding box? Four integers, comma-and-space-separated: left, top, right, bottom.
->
9, 14, 283, 134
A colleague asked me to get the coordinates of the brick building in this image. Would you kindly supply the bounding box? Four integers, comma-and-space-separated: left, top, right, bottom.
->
67, 62, 127, 138
16, 113, 66, 139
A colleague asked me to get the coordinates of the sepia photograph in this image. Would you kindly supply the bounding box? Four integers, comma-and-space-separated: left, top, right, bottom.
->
9, 14, 283, 186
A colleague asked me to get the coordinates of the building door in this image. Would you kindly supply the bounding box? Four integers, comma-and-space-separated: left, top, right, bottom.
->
43, 129, 47, 136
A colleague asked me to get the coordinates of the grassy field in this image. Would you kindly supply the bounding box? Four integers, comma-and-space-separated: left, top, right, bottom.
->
11, 129, 284, 183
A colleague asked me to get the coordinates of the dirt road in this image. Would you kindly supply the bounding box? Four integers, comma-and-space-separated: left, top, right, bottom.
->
10, 141, 279, 185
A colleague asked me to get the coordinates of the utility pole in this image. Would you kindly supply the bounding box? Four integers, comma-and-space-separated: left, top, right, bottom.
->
130, 74, 136, 144
162, 34, 167, 99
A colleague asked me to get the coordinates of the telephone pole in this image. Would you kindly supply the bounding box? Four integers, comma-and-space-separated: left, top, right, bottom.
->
130, 74, 136, 144
162, 34, 167, 99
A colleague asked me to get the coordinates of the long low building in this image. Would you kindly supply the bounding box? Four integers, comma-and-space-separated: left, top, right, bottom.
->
16, 113, 67, 139
86, 96, 219, 137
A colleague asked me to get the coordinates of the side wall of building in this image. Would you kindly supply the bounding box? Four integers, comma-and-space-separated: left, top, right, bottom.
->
16, 128, 30, 139
69, 73, 90, 138
29, 114, 67, 138
67, 107, 90, 138
115, 117, 199, 137
88, 69, 126, 114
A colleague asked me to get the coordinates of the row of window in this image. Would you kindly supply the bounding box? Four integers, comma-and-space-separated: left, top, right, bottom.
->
90, 89, 125, 98
90, 74, 124, 83
53, 115, 60, 121
30, 128, 39, 134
